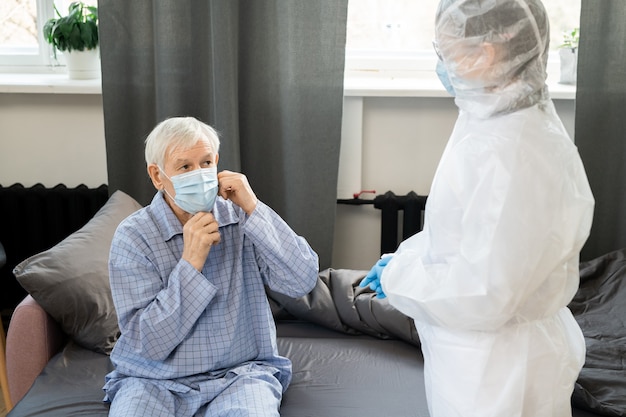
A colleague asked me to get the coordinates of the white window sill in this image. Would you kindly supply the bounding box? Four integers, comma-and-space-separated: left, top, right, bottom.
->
343, 70, 576, 100
0, 72, 102, 94
0, 71, 575, 100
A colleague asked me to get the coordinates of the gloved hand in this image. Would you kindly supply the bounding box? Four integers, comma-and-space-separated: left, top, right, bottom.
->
359, 254, 393, 299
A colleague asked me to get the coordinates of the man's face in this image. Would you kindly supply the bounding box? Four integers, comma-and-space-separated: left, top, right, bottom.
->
163, 140, 217, 178
149, 139, 218, 215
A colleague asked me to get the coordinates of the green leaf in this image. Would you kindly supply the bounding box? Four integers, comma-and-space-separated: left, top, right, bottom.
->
42, 1, 98, 53
86, 6, 98, 20
69, 23, 83, 51
43, 20, 54, 42
560, 27, 580, 49
80, 23, 94, 49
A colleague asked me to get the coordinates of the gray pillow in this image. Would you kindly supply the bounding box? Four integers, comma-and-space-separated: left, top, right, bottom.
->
13, 190, 142, 354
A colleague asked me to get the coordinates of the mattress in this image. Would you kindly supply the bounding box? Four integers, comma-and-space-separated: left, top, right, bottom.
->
277, 321, 430, 417
7, 320, 603, 417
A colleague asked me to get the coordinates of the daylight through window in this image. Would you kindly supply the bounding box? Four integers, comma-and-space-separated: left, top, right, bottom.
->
346, 0, 581, 71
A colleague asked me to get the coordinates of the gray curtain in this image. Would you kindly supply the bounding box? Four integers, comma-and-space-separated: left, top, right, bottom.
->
575, 1, 626, 261
98, 1, 348, 269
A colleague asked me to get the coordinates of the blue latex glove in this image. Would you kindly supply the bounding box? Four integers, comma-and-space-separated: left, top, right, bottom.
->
359, 254, 393, 299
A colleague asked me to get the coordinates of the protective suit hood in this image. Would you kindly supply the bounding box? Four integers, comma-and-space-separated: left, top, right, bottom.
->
435, 0, 550, 118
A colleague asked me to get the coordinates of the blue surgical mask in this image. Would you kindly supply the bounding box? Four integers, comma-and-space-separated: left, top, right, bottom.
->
161, 167, 219, 214
436, 60, 456, 97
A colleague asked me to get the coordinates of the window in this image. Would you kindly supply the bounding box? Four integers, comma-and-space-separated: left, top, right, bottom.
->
0, 0, 55, 70
2, 1, 580, 75
0, 0, 96, 72
346, 0, 581, 76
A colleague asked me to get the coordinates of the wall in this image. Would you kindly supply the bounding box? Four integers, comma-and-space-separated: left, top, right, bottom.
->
0, 93, 107, 187
0, 91, 575, 271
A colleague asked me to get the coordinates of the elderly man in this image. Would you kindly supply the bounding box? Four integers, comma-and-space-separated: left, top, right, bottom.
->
103, 116, 319, 417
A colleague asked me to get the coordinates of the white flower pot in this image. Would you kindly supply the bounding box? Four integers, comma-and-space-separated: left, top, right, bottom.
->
64, 48, 101, 80
559, 48, 578, 85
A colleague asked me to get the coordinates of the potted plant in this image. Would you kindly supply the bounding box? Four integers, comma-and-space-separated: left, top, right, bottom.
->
43, 1, 100, 79
558, 28, 579, 85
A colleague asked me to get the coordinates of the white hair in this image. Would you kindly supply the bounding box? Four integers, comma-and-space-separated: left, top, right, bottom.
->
144, 117, 221, 168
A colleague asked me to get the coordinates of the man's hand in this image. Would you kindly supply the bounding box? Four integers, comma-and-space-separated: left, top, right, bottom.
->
182, 212, 221, 271
217, 170, 258, 215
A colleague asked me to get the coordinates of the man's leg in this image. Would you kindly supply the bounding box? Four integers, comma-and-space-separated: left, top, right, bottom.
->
202, 365, 283, 417
108, 377, 180, 417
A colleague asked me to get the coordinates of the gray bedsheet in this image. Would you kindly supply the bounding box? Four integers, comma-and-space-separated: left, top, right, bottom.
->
8, 322, 430, 417
8, 266, 615, 417
268, 268, 421, 346
8, 341, 113, 417
278, 322, 430, 417
270, 268, 621, 417
570, 249, 626, 417
7, 321, 604, 417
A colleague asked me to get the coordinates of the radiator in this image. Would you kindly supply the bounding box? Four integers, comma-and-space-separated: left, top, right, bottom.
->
337, 191, 428, 255
0, 183, 109, 314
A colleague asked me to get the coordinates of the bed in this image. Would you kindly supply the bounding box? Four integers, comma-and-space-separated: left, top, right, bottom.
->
7, 299, 431, 417
5, 191, 624, 417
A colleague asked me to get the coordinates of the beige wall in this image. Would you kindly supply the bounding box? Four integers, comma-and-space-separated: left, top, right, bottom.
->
0, 93, 107, 187
0, 92, 575, 270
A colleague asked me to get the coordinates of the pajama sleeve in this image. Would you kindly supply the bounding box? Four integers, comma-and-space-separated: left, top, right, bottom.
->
243, 201, 319, 298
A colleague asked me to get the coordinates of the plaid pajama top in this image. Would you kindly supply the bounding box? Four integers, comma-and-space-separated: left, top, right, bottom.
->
104, 192, 318, 393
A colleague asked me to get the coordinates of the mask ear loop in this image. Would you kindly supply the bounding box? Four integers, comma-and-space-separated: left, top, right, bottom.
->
158, 165, 170, 181
158, 166, 175, 199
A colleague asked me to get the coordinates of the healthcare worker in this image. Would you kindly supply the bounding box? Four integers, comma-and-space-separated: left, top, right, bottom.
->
361, 1, 595, 416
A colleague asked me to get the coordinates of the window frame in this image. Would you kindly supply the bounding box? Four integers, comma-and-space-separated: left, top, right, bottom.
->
344, 0, 579, 87
344, 48, 564, 76
0, 0, 66, 73
342, 47, 573, 101
345, 49, 438, 74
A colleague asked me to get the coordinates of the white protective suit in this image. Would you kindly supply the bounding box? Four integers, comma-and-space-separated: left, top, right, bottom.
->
380, 1, 595, 416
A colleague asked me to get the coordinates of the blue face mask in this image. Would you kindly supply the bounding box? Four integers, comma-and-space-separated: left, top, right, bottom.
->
436, 60, 456, 97
161, 167, 219, 214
